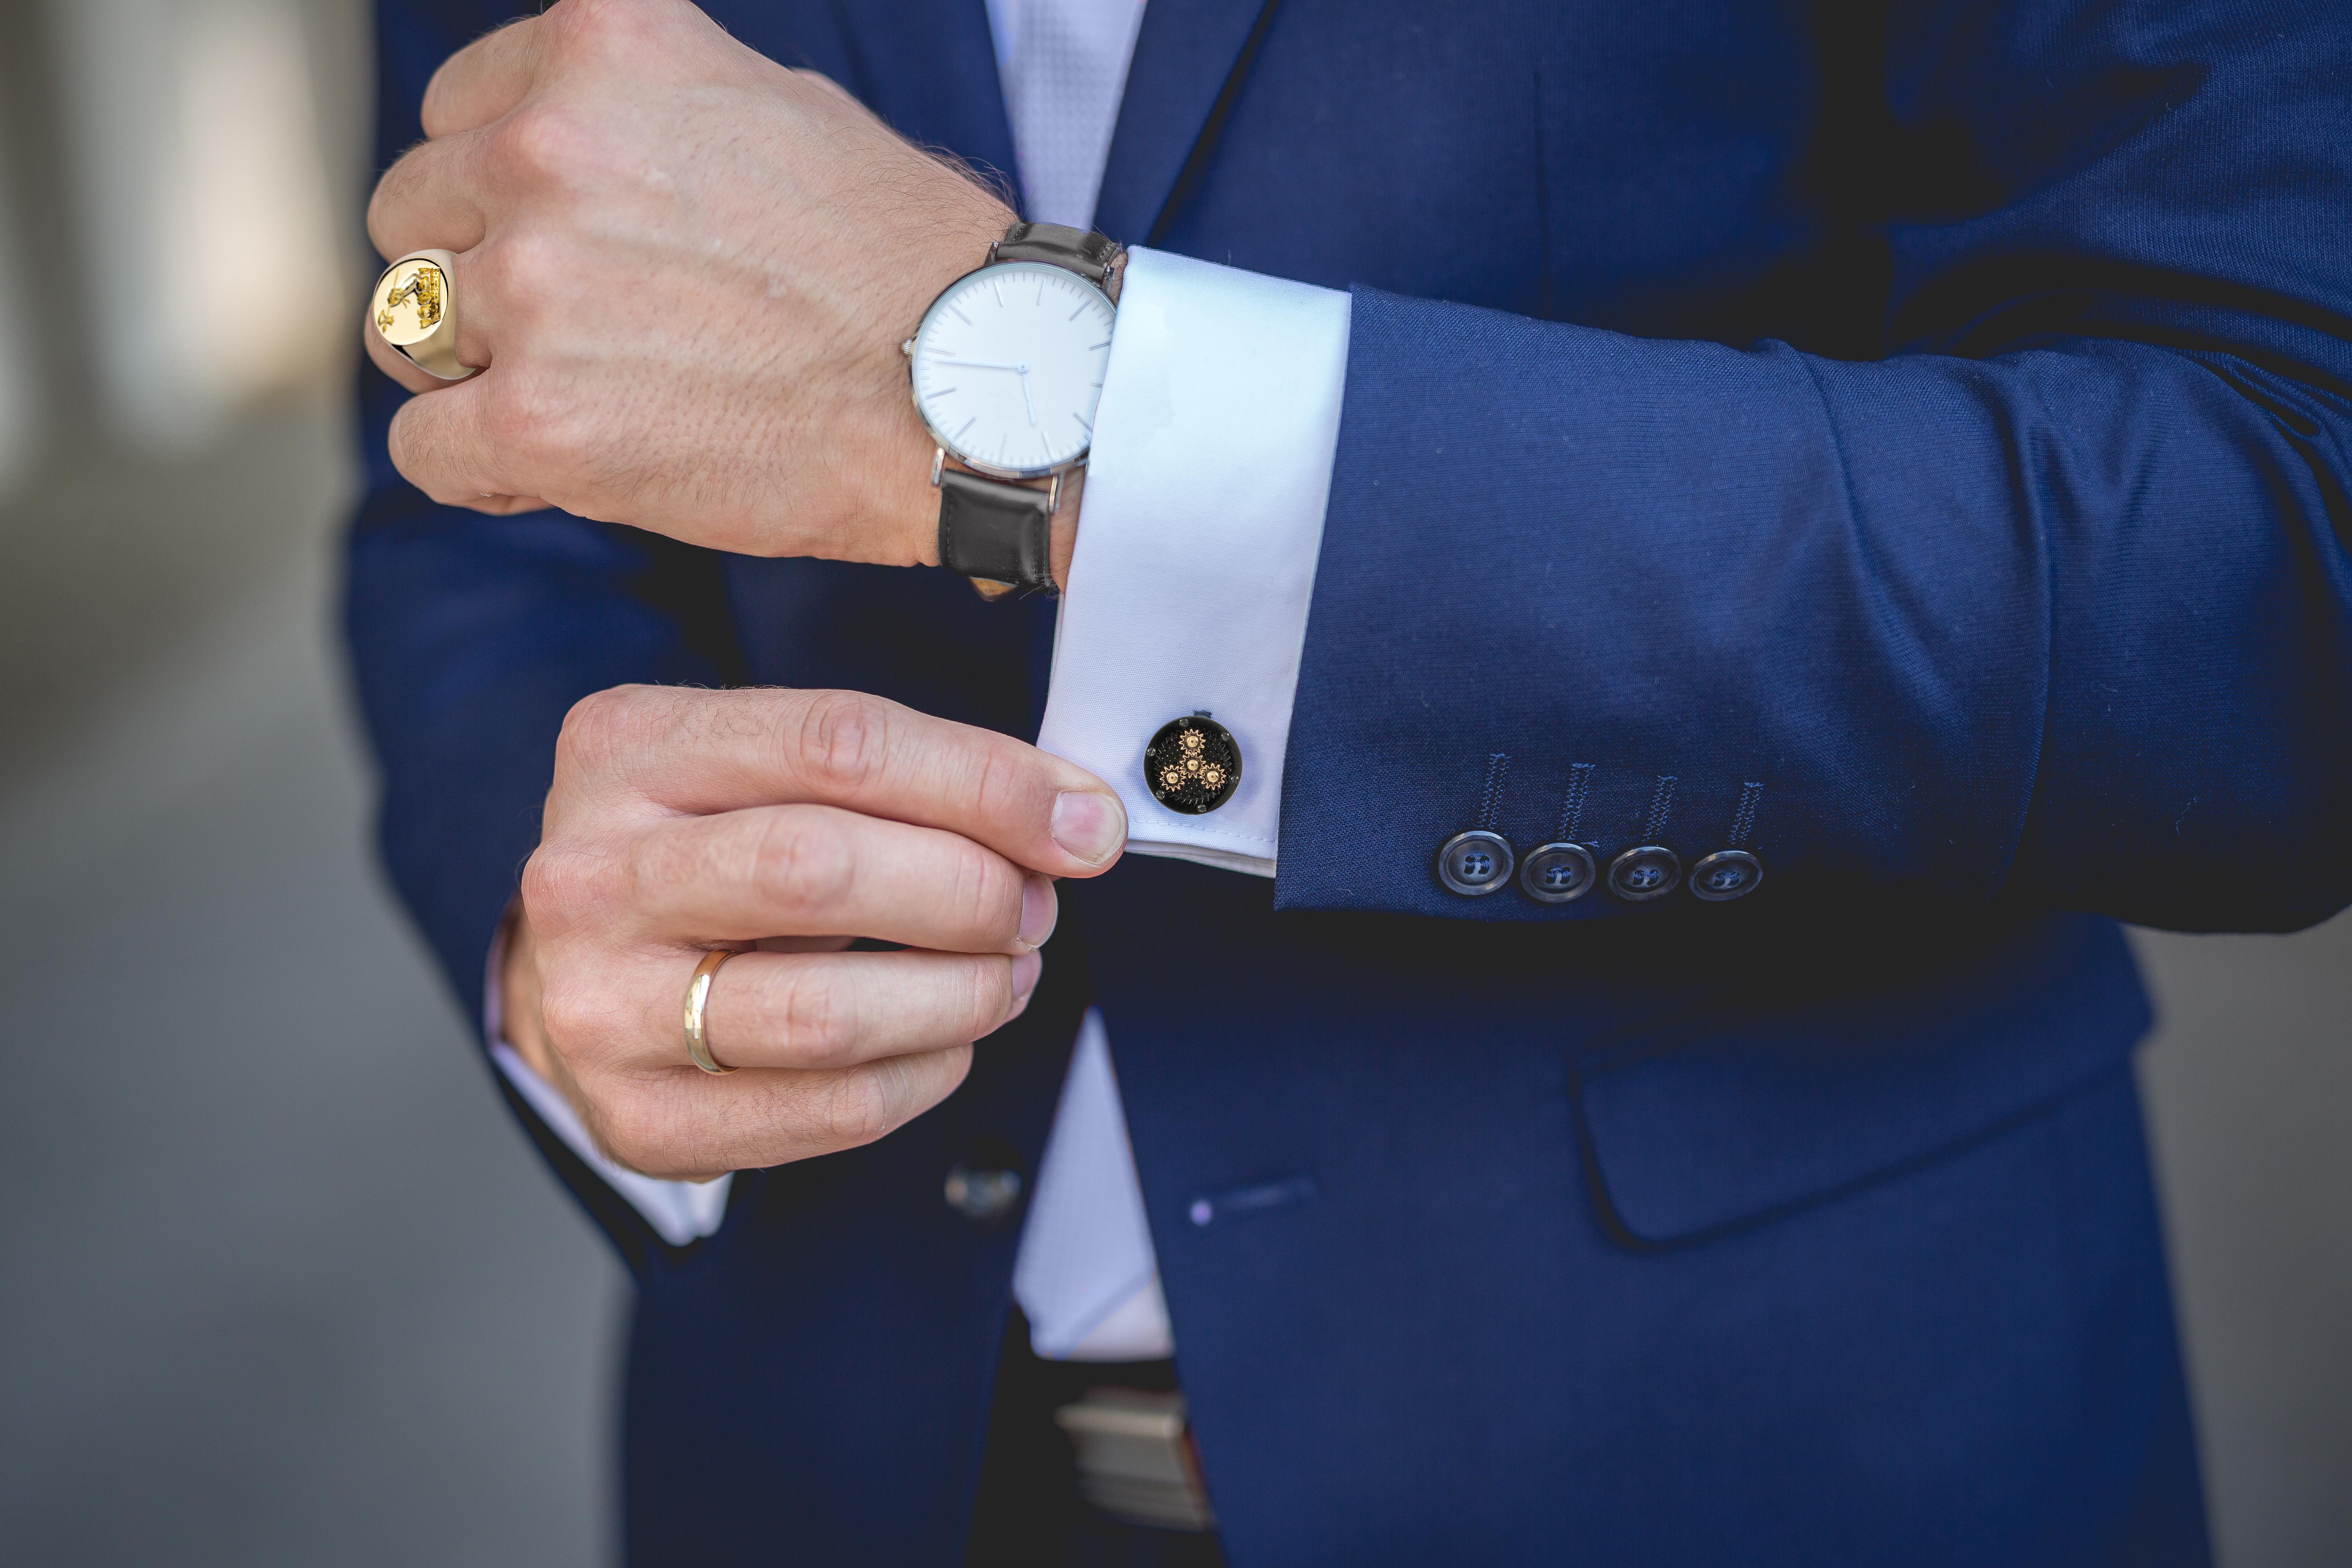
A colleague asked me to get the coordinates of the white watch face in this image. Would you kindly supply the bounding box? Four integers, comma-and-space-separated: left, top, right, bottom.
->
910, 261, 1116, 479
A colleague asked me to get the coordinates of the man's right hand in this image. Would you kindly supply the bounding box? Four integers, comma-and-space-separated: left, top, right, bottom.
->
499, 685, 1128, 1182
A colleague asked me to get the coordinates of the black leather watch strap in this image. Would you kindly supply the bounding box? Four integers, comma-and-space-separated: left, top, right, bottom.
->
938, 469, 1056, 598
991, 223, 1125, 302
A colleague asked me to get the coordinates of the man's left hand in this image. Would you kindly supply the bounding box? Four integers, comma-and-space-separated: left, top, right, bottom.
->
364, 0, 1011, 565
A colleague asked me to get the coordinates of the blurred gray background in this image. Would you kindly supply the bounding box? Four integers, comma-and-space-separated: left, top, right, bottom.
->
0, 2, 2343, 1564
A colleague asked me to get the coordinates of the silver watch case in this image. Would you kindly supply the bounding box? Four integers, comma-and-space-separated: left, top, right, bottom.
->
902, 261, 1117, 483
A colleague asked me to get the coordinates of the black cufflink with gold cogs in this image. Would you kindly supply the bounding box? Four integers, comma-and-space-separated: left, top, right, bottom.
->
1144, 714, 1242, 814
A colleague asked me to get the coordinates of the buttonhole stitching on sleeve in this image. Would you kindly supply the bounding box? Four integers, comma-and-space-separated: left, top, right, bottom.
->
1643, 775, 1678, 841
1557, 761, 1597, 842
1728, 781, 1764, 847
1475, 753, 1511, 831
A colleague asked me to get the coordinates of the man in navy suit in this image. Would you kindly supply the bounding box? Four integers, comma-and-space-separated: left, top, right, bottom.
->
348, 0, 2352, 1561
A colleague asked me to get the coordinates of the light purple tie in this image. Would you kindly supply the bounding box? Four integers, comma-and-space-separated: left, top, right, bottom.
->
990, 0, 1149, 229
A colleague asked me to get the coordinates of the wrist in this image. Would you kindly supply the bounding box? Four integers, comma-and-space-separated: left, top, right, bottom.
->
857, 197, 1016, 570
904, 220, 1116, 595
1049, 468, 1082, 591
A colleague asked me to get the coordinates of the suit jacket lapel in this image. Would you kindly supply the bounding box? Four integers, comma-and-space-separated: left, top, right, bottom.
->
1094, 0, 1288, 245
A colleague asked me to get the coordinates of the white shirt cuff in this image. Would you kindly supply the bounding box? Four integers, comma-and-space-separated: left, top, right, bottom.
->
483, 924, 729, 1249
1037, 248, 1352, 878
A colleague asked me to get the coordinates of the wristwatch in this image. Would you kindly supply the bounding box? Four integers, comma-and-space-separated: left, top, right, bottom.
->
904, 222, 1124, 599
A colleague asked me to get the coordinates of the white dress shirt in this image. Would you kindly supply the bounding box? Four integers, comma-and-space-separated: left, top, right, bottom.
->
493, 0, 1350, 1363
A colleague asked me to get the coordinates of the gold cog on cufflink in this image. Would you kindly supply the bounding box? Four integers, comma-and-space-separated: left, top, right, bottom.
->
371, 249, 475, 381
1143, 714, 1242, 815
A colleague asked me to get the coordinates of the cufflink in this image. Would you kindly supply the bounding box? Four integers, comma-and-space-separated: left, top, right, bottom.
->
1145, 714, 1242, 814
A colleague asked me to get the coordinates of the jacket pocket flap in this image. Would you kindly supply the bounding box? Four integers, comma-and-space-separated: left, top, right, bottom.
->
1573, 914, 2149, 1247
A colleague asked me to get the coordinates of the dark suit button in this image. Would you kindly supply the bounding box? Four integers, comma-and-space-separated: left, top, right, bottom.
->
1519, 842, 1596, 903
1690, 849, 1764, 901
944, 1164, 1024, 1226
1144, 714, 1242, 814
1607, 844, 1682, 901
1436, 830, 1514, 895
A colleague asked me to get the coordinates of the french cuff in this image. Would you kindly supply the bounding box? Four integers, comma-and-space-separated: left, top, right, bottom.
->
1037, 248, 1351, 878
484, 922, 729, 1248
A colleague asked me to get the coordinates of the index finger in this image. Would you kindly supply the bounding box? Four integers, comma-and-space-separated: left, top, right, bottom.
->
420, 14, 549, 138
552, 687, 1130, 879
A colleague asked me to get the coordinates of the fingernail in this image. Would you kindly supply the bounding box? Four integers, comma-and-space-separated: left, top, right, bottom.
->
1011, 949, 1043, 1001
1018, 875, 1058, 949
1050, 790, 1126, 866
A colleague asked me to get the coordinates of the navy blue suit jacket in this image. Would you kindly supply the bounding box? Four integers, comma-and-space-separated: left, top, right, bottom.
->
348, 1, 2352, 1562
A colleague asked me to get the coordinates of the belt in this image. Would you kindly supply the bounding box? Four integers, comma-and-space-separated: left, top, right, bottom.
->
1056, 1385, 1216, 1533
965, 1315, 1227, 1567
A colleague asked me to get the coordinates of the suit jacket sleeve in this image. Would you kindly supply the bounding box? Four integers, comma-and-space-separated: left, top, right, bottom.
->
1272, 0, 2352, 934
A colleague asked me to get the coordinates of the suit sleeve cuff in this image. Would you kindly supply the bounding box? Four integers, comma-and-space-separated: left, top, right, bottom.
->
1036, 247, 1351, 877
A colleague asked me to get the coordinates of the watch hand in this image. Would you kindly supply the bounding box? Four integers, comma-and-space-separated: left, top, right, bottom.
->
1018, 367, 1038, 427
929, 358, 1025, 372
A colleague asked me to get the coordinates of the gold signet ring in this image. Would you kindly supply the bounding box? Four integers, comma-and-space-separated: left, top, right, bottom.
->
682, 948, 743, 1075
370, 249, 475, 381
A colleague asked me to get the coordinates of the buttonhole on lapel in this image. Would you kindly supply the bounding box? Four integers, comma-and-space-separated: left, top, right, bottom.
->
1188, 1175, 1316, 1227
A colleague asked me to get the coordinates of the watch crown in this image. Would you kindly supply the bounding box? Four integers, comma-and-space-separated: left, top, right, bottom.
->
900, 337, 915, 358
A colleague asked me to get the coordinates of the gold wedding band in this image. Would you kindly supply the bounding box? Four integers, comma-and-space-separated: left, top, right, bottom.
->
370, 248, 476, 381
683, 948, 742, 1075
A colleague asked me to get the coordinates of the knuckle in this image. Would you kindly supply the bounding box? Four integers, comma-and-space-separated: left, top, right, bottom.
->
619, 826, 699, 916
776, 963, 858, 1066
416, 82, 458, 142
793, 691, 892, 796
383, 402, 425, 480
472, 229, 561, 318
417, 50, 492, 140
946, 841, 1022, 947
556, 685, 668, 778
519, 841, 622, 931
969, 735, 1038, 825
589, 1077, 733, 1181
492, 100, 600, 187
553, 0, 628, 44
550, 0, 674, 73
533, 969, 616, 1058
750, 811, 857, 924
479, 365, 575, 468
363, 169, 408, 252
966, 956, 1016, 1033
814, 1070, 894, 1150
